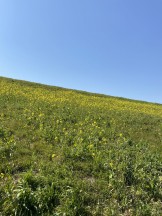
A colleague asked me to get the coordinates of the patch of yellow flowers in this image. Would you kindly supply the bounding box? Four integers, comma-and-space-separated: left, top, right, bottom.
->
1, 78, 162, 119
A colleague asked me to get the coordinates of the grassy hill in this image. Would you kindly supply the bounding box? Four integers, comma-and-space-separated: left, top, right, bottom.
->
1, 76, 162, 215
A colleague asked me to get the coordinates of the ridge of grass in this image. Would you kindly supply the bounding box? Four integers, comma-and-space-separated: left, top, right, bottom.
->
1, 76, 161, 105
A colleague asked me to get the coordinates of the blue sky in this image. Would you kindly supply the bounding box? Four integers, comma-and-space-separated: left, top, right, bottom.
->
0, 0, 162, 103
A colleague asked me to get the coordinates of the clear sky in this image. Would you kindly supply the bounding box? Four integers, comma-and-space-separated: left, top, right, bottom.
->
0, 0, 162, 103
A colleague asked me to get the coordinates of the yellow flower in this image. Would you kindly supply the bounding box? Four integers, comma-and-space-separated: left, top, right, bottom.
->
52, 154, 56, 158
88, 144, 93, 149
39, 113, 44, 117
0, 173, 4, 178
109, 162, 113, 168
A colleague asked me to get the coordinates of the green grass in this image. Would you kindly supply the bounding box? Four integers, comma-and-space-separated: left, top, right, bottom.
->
0, 76, 162, 215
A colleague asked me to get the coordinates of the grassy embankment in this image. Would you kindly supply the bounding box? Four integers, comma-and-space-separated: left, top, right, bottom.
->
1, 76, 162, 215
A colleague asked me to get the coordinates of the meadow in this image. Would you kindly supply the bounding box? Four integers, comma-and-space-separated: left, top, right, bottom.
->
1, 76, 162, 215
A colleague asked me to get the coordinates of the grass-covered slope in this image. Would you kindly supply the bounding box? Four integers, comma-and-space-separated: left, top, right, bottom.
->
1, 76, 162, 215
